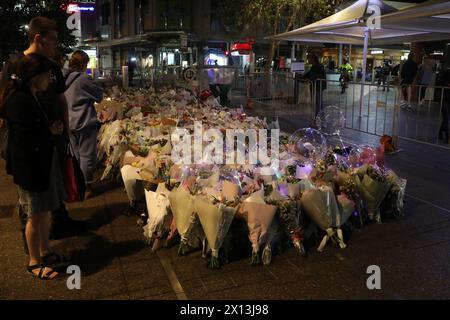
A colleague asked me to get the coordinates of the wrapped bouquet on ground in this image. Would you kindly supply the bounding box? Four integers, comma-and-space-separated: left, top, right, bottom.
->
301, 184, 354, 252
194, 197, 237, 268
354, 165, 391, 224
168, 186, 205, 255
143, 183, 172, 252
95, 87, 408, 269
239, 191, 278, 265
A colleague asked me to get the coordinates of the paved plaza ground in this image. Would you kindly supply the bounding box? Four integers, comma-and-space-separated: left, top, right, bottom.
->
1, 96, 450, 299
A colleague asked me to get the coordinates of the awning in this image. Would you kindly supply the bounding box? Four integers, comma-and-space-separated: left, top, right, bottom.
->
98, 31, 188, 48
269, 0, 450, 116
269, 0, 450, 46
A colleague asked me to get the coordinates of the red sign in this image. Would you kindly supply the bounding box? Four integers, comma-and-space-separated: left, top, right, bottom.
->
231, 42, 252, 52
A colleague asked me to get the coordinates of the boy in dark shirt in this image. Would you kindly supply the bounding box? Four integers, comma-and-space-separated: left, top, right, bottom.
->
400, 53, 418, 108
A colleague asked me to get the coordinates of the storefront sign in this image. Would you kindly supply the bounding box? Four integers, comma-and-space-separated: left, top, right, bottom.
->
231, 42, 252, 52
67, 1, 96, 13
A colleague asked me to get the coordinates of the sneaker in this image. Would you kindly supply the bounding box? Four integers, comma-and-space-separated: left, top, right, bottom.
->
399, 100, 408, 109
137, 212, 148, 227
406, 104, 415, 112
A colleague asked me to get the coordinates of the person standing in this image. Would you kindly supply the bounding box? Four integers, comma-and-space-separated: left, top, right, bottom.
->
63, 51, 103, 199
400, 52, 418, 109
417, 57, 433, 106
339, 58, 353, 94
303, 54, 327, 117
380, 60, 392, 92
0, 17, 86, 249
1, 54, 67, 279
437, 68, 450, 142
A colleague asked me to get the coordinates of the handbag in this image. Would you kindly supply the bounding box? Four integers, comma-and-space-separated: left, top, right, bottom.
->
63, 143, 86, 202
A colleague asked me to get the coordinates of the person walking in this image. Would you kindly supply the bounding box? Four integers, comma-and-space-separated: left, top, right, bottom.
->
63, 51, 103, 199
1, 54, 67, 279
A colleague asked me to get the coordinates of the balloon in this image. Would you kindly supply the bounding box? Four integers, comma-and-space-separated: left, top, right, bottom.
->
359, 145, 377, 166
347, 145, 377, 168
316, 106, 345, 135
288, 128, 328, 164
347, 148, 361, 168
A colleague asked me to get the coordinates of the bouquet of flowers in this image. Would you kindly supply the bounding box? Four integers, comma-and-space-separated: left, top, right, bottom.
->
267, 198, 305, 257
194, 197, 237, 269
239, 191, 278, 265
380, 170, 407, 220
301, 185, 353, 251
168, 186, 205, 255
354, 165, 390, 223
143, 183, 172, 252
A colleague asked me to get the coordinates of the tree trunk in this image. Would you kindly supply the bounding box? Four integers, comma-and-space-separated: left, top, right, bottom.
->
264, 41, 278, 73
263, 4, 301, 72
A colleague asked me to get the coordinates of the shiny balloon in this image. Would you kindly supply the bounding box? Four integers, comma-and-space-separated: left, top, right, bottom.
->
316, 106, 346, 135
347, 145, 377, 168
288, 128, 328, 163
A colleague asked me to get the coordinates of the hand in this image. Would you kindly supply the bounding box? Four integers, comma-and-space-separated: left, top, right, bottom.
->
49, 120, 64, 136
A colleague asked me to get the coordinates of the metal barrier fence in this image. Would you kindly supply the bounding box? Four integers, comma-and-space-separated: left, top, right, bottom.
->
316, 79, 449, 147
233, 73, 449, 148
96, 66, 185, 89
94, 67, 449, 148
244, 73, 314, 121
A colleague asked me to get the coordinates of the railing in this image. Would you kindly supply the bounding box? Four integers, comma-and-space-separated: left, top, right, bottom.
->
96, 66, 185, 89
93, 67, 450, 148
315, 79, 450, 147
226, 72, 449, 147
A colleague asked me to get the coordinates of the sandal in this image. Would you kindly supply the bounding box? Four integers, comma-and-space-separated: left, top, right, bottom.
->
42, 252, 69, 268
27, 264, 58, 280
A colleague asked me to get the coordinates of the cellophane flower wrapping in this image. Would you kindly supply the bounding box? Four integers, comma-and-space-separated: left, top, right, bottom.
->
239, 197, 277, 265
354, 165, 390, 222
380, 170, 407, 219
194, 197, 236, 268
143, 183, 171, 246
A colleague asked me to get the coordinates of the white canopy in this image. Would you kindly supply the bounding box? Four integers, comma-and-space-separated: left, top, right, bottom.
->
269, 0, 450, 113
270, 0, 450, 46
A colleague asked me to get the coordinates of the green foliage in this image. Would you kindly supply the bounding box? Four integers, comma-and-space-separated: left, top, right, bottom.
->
216, 0, 344, 37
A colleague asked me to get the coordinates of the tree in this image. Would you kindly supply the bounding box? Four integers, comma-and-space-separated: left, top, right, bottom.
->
217, 0, 344, 71
0, 0, 77, 64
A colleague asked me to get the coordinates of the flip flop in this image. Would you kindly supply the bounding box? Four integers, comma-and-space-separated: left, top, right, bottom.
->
27, 264, 58, 280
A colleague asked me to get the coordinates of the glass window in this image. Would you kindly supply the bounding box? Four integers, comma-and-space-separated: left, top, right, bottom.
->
157, 0, 191, 30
